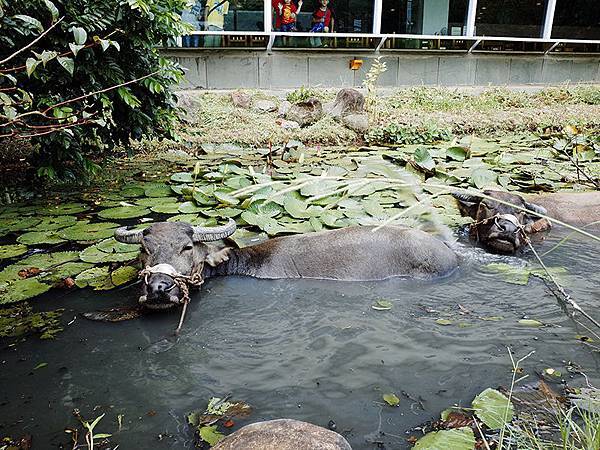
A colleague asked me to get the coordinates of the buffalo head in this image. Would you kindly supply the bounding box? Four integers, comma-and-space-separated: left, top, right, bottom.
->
114, 220, 236, 310
454, 190, 551, 254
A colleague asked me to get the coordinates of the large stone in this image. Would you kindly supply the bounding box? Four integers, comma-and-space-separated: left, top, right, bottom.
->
276, 118, 300, 130
278, 100, 292, 117
285, 97, 323, 127
253, 99, 278, 113
341, 113, 369, 133
212, 419, 352, 450
231, 91, 251, 108
329, 88, 365, 118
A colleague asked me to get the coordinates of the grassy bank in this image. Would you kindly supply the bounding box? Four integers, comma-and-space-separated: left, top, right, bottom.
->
173, 85, 600, 150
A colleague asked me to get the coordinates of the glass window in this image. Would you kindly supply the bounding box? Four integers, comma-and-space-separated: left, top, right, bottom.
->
381, 0, 469, 35
181, 0, 264, 33
272, 0, 373, 33
552, 1, 600, 40
474, 0, 548, 38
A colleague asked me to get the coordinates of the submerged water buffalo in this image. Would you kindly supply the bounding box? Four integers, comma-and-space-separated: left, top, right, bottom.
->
114, 220, 458, 310
455, 190, 600, 254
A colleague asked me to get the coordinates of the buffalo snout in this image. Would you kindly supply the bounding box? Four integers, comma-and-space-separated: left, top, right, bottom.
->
140, 273, 182, 310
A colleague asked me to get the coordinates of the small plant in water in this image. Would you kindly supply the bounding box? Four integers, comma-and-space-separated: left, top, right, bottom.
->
66, 410, 112, 450
362, 56, 387, 123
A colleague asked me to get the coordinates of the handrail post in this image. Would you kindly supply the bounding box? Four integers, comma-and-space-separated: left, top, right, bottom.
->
542, 0, 557, 39
264, 0, 272, 33
465, 0, 477, 37
372, 0, 383, 34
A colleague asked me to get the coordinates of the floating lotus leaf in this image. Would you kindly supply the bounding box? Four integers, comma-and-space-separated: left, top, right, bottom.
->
17, 231, 66, 245
37, 202, 89, 215
284, 196, 312, 219
167, 215, 218, 226
98, 205, 150, 220
75, 265, 138, 290
414, 427, 475, 450
214, 190, 239, 206
151, 203, 182, 214
193, 190, 218, 206
120, 185, 146, 198
240, 211, 286, 235
472, 388, 514, 429
136, 196, 178, 207
80, 238, 140, 263
179, 201, 204, 214
471, 168, 498, 189
0, 251, 81, 285
223, 176, 252, 190
0, 244, 28, 260
0, 277, 52, 304
39, 261, 95, 284
170, 172, 194, 183
227, 229, 269, 248
59, 222, 119, 242
144, 183, 173, 197
0, 217, 42, 236
27, 215, 77, 232
0, 204, 36, 218
247, 201, 283, 218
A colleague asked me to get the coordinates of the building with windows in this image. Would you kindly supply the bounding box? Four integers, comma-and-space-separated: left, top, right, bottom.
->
165, 0, 600, 88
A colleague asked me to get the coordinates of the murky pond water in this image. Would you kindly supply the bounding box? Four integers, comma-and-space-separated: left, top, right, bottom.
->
1, 229, 599, 449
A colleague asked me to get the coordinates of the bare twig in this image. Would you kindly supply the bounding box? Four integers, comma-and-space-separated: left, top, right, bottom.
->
0, 17, 65, 65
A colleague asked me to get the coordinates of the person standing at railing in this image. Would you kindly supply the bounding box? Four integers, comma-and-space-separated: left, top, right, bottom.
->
275, 0, 303, 31
182, 1, 204, 47
204, 0, 229, 46
309, 0, 334, 47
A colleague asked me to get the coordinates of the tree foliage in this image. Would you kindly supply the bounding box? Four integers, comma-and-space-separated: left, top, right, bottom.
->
0, 0, 191, 181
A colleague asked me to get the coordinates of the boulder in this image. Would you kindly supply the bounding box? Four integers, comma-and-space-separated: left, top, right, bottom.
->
253, 99, 278, 113
341, 113, 369, 133
278, 100, 292, 117
230, 91, 251, 108
276, 118, 300, 130
285, 97, 323, 127
329, 88, 365, 118
212, 419, 352, 450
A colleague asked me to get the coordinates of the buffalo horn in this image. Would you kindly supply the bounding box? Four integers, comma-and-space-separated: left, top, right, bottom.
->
452, 193, 479, 203
524, 202, 547, 217
192, 218, 237, 242
114, 226, 144, 244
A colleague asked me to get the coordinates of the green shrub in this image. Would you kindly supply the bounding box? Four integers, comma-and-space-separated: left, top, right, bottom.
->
286, 86, 318, 104
0, 0, 190, 181
366, 122, 452, 145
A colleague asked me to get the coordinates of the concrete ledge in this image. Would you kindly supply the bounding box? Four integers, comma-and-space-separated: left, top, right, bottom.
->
162, 50, 600, 89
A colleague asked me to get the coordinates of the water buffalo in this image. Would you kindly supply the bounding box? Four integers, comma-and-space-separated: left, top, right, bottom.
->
454, 190, 600, 254
114, 220, 458, 310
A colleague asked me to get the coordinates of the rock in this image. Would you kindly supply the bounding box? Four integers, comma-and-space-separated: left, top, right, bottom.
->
341, 113, 369, 133
278, 100, 292, 117
275, 118, 300, 130
329, 88, 365, 118
212, 419, 352, 450
285, 97, 323, 127
231, 91, 251, 108
253, 99, 278, 113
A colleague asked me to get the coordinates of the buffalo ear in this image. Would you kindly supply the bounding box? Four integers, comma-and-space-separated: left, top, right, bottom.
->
523, 201, 547, 220
453, 193, 481, 219
205, 246, 233, 267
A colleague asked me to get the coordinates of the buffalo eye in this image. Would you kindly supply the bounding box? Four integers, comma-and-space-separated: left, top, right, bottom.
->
181, 245, 194, 253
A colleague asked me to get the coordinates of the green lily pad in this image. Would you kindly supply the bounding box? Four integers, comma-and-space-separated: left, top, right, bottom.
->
414, 427, 475, 450
483, 263, 530, 285
80, 239, 140, 263
98, 205, 150, 219
170, 172, 194, 183
17, 231, 66, 245
178, 201, 204, 214
39, 261, 95, 283
27, 215, 77, 231
283, 196, 312, 219
0, 277, 52, 304
37, 202, 89, 215
214, 190, 240, 206
167, 215, 218, 226
144, 183, 173, 197
136, 196, 178, 207
75, 265, 138, 290
198, 425, 225, 446
0, 244, 28, 260
228, 229, 269, 248
413, 147, 436, 172
446, 146, 469, 161
518, 319, 544, 327
472, 388, 514, 429
471, 168, 497, 189
59, 222, 119, 243
0, 251, 81, 284
0, 217, 42, 236
151, 203, 182, 214
120, 185, 146, 198
435, 319, 453, 326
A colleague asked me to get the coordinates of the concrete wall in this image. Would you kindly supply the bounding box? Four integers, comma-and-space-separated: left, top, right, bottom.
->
163, 50, 600, 89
